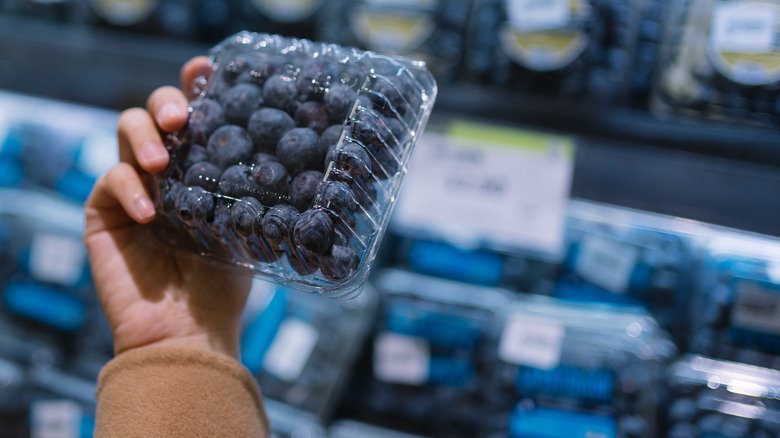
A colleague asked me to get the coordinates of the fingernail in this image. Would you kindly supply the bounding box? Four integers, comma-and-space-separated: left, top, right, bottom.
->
135, 197, 155, 221
159, 102, 185, 125
141, 141, 168, 166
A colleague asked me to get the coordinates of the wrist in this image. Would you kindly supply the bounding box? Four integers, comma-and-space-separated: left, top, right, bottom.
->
114, 330, 241, 361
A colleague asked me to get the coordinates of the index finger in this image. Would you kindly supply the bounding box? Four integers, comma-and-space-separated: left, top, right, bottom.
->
181, 56, 212, 99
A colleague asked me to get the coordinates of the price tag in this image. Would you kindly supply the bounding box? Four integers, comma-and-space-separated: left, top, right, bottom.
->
77, 132, 119, 178
30, 400, 82, 438
498, 315, 564, 370
393, 121, 574, 258
29, 233, 86, 287
262, 318, 318, 382
731, 280, 780, 336
711, 2, 775, 54
507, 0, 570, 31
373, 332, 430, 385
574, 235, 639, 294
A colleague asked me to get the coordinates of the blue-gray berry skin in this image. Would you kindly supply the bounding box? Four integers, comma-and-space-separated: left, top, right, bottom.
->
295, 101, 329, 134
328, 143, 372, 180
318, 180, 358, 213
324, 83, 356, 123
206, 125, 253, 170
319, 244, 360, 281
230, 197, 266, 234
220, 83, 263, 127
261, 203, 299, 249
247, 108, 295, 154
289, 170, 323, 212
183, 161, 222, 193
189, 99, 225, 145
218, 164, 257, 199
277, 127, 324, 175
181, 144, 208, 171
236, 56, 280, 87
250, 161, 290, 206
162, 180, 185, 211
297, 59, 339, 102
176, 186, 216, 221
250, 152, 279, 167
319, 125, 343, 158
293, 209, 334, 255
263, 75, 297, 112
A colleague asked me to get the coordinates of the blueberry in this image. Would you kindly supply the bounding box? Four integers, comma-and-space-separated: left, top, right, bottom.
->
249, 161, 290, 205
263, 75, 297, 112
350, 111, 389, 149
221, 55, 251, 84
220, 83, 263, 126
319, 244, 360, 281
261, 203, 299, 249
247, 108, 295, 154
189, 99, 226, 144
181, 144, 208, 170
250, 152, 279, 167
162, 180, 185, 211
276, 127, 325, 174
183, 161, 222, 193
236, 57, 279, 87
176, 186, 215, 221
319, 125, 343, 157
287, 251, 319, 276
289, 170, 323, 212
295, 101, 329, 134
328, 143, 372, 180
317, 180, 359, 214
206, 125, 253, 170
293, 209, 334, 255
297, 59, 339, 101
218, 164, 257, 199
230, 197, 265, 234
324, 83, 357, 123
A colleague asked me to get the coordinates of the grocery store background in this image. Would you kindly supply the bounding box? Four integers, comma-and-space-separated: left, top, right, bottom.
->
2, 0, 780, 437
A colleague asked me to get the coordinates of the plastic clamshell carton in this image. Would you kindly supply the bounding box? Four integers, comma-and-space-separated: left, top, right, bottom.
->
151, 32, 437, 300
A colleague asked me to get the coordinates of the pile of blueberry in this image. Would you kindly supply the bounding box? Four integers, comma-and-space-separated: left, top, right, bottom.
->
153, 33, 435, 298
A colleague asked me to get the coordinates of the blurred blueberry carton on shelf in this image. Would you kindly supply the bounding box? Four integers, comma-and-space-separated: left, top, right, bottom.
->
663, 355, 780, 438
651, 0, 780, 128
0, 189, 106, 373
554, 200, 700, 340
233, 0, 325, 41
327, 419, 429, 438
317, 0, 472, 83
464, 0, 644, 102
488, 295, 677, 438
0, 356, 28, 438
628, 0, 668, 107
263, 399, 327, 438
27, 367, 97, 438
152, 31, 437, 300
240, 279, 377, 422
688, 228, 780, 369
338, 269, 511, 438
0, 0, 78, 22
0, 90, 119, 203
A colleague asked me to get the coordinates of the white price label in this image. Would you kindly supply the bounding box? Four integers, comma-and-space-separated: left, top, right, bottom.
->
373, 332, 430, 385
507, 0, 570, 31
77, 132, 119, 178
30, 400, 82, 438
29, 233, 86, 287
262, 318, 318, 382
574, 235, 639, 294
711, 2, 776, 54
767, 260, 780, 284
731, 281, 780, 336
498, 315, 564, 370
393, 123, 574, 258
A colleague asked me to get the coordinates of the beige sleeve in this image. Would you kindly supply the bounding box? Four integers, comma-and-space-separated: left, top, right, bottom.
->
94, 347, 270, 438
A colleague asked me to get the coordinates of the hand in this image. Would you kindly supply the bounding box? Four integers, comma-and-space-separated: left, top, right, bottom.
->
84, 57, 251, 360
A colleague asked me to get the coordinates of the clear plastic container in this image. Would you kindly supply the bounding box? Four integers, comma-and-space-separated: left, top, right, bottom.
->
555, 200, 699, 339
465, 0, 644, 102
339, 269, 511, 438
688, 229, 780, 368
651, 0, 780, 127
239, 279, 378, 421
488, 295, 676, 438
664, 355, 780, 437
152, 31, 437, 301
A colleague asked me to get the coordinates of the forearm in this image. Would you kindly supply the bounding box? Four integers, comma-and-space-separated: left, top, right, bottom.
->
94, 347, 270, 438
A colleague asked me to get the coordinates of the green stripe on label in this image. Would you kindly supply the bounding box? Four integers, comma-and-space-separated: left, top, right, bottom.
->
447, 120, 574, 157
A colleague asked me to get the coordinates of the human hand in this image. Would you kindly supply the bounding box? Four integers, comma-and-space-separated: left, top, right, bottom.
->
84, 57, 252, 360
